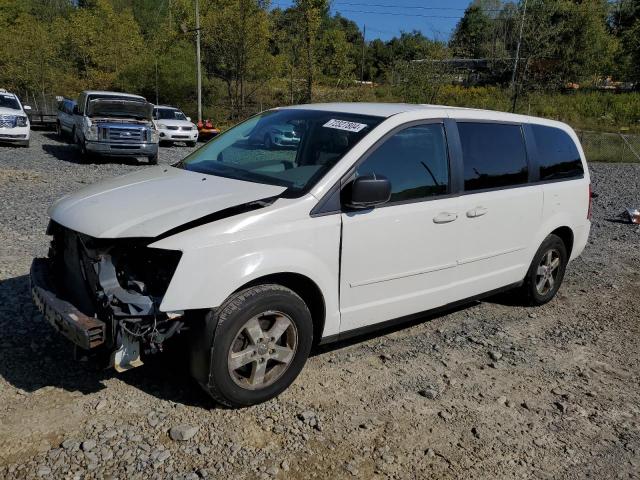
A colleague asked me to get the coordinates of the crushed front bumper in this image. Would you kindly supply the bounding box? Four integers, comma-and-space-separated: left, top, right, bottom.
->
30, 258, 106, 350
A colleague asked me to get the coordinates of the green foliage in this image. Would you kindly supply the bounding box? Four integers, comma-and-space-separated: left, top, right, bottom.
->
0, 0, 637, 133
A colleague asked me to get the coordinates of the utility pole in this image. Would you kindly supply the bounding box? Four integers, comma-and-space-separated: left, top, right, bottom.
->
195, 0, 202, 122
510, 0, 527, 113
155, 59, 159, 105
360, 24, 366, 83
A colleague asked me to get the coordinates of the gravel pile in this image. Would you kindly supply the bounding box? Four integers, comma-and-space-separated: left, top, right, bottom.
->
0, 131, 638, 479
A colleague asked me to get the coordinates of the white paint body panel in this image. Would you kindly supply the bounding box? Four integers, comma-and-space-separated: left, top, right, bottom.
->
47, 103, 591, 342
48, 166, 285, 238
340, 198, 460, 330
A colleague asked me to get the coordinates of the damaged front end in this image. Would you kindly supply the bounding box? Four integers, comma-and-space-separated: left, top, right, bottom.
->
32, 221, 183, 372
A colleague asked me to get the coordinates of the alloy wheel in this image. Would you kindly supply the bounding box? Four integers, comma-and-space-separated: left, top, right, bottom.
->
535, 248, 561, 296
227, 311, 298, 390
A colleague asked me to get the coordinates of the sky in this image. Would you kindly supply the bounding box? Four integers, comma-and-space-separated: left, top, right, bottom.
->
272, 0, 473, 42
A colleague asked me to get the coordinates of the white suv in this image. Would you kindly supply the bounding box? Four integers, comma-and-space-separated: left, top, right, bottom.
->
31, 103, 591, 407
0, 89, 31, 147
153, 105, 198, 146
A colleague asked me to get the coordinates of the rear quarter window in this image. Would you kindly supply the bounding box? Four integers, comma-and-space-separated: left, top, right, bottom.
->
531, 124, 584, 181
458, 122, 528, 191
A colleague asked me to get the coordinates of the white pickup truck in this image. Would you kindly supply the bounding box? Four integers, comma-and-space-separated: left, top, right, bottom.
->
73, 90, 159, 164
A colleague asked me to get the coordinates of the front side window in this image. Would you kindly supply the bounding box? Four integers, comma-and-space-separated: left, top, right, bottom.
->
458, 122, 528, 191
531, 124, 584, 180
355, 123, 449, 202
176, 109, 383, 196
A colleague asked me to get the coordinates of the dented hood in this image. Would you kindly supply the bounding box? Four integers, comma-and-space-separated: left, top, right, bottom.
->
48, 166, 286, 238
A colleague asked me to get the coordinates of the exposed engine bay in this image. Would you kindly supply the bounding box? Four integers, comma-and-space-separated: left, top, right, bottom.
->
46, 221, 183, 371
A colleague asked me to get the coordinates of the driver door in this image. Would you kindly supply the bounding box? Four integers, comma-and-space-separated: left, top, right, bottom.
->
339, 122, 461, 332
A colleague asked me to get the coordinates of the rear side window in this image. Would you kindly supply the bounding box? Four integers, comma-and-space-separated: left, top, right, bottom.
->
355, 123, 449, 202
531, 125, 584, 180
458, 122, 528, 191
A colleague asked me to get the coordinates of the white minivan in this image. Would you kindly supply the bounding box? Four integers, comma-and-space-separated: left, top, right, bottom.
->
31, 103, 591, 407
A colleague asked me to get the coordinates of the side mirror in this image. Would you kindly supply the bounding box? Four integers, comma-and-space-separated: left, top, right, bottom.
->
346, 174, 391, 209
72, 105, 79, 115
23, 105, 31, 111
186, 116, 191, 122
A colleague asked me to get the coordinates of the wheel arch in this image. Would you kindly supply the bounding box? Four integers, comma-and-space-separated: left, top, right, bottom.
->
549, 225, 574, 257
235, 272, 326, 346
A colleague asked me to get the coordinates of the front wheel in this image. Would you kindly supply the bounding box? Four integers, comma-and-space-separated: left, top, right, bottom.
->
521, 234, 568, 305
190, 284, 313, 407
186, 141, 197, 147
148, 153, 158, 165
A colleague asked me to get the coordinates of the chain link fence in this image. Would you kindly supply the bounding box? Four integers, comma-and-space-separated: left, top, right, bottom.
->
577, 130, 640, 163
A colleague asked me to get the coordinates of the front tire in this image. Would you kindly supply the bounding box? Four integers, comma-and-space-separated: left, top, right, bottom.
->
148, 153, 158, 165
190, 284, 313, 407
521, 234, 568, 305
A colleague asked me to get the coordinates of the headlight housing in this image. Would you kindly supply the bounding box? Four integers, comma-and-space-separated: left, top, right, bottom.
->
150, 129, 159, 143
83, 123, 98, 141
16, 116, 28, 127
157, 123, 167, 129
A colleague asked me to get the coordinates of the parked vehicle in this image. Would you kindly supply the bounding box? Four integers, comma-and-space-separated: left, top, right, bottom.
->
21, 93, 58, 128
73, 90, 159, 164
0, 88, 31, 147
249, 120, 301, 148
31, 103, 591, 407
153, 105, 198, 146
55, 98, 76, 139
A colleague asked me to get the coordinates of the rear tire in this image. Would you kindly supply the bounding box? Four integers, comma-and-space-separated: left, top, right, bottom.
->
78, 139, 91, 163
190, 284, 313, 408
521, 234, 568, 306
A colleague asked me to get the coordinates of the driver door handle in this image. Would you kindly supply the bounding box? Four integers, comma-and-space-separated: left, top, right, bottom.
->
467, 206, 488, 218
433, 212, 458, 224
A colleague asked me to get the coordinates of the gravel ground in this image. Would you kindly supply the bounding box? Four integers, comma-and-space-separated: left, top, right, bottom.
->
0, 130, 639, 479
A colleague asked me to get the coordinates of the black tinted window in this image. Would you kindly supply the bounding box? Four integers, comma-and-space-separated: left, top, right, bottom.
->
532, 125, 583, 180
459, 122, 528, 191
355, 124, 449, 202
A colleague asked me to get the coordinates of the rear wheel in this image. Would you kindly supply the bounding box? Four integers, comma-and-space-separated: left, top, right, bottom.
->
190, 284, 313, 407
521, 234, 568, 305
78, 139, 91, 163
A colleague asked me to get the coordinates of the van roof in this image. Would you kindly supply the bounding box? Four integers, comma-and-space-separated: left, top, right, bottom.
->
280, 102, 569, 129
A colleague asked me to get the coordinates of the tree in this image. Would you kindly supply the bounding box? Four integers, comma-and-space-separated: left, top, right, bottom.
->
450, 4, 492, 59
294, 0, 328, 102
201, 0, 274, 118
64, 0, 144, 91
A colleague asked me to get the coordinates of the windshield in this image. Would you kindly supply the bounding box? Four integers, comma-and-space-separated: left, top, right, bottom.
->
0, 94, 20, 110
156, 108, 187, 121
87, 99, 152, 120
175, 109, 383, 196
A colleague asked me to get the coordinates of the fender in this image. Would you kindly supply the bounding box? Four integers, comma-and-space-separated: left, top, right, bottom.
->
151, 198, 342, 339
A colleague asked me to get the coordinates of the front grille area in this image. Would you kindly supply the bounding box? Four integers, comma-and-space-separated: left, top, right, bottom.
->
166, 125, 179, 130
180, 126, 193, 131
49, 222, 181, 316
107, 126, 145, 143
0, 115, 17, 128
